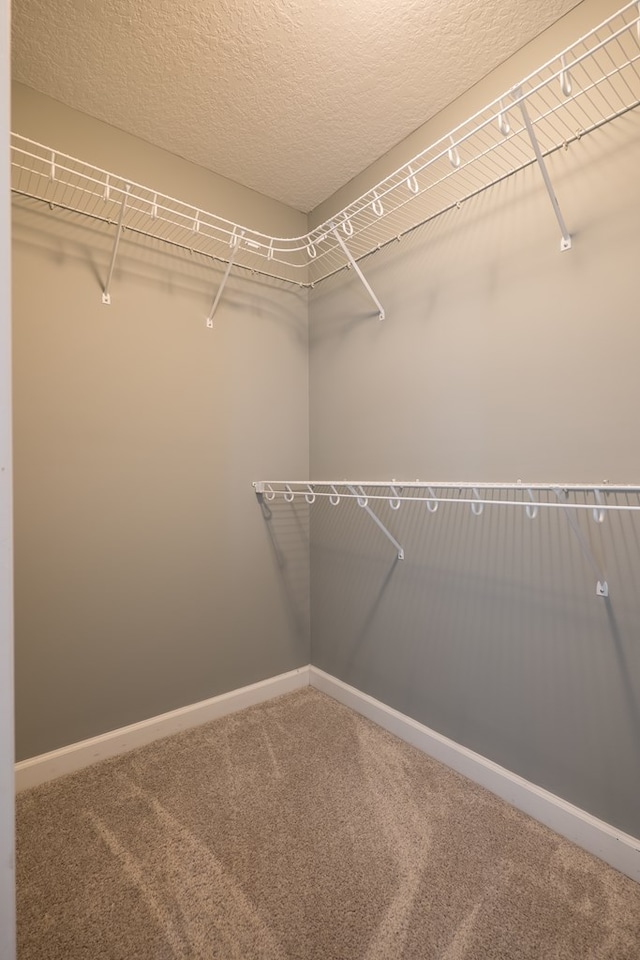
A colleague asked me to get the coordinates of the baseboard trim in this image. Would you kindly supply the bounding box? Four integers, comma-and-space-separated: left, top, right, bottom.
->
309, 666, 640, 883
15, 666, 310, 792
16, 663, 640, 883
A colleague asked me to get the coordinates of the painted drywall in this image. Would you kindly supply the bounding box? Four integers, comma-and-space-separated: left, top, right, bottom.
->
309, 104, 640, 835
1, 0, 16, 954
12, 89, 310, 760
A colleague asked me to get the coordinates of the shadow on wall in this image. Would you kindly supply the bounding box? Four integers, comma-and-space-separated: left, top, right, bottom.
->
305, 108, 640, 836
308, 160, 545, 349
309, 489, 640, 835
258, 494, 310, 649
310, 114, 640, 355
604, 597, 640, 752
11, 197, 308, 342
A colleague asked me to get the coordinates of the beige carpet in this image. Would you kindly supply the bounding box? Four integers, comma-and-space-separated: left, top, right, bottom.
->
16, 688, 640, 959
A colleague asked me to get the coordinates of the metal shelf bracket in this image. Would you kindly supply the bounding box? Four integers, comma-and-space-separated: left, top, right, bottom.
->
102, 185, 130, 304
331, 227, 386, 320
554, 488, 608, 597
512, 86, 572, 252
206, 231, 244, 328
346, 485, 404, 559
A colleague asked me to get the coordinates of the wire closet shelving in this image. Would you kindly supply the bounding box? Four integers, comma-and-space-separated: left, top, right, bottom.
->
253, 480, 640, 597
10, 2, 640, 318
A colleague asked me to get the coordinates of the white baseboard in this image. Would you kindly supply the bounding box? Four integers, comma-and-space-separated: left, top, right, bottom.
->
309, 666, 640, 883
15, 662, 640, 884
15, 666, 310, 792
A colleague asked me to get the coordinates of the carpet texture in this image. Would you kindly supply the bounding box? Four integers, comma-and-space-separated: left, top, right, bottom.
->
16, 688, 640, 959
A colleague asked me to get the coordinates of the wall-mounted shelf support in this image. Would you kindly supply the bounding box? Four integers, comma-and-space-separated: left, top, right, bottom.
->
206, 231, 244, 327
346, 484, 404, 559
254, 480, 639, 595
330, 227, 385, 320
512, 86, 572, 252
102, 184, 130, 304
554, 488, 608, 596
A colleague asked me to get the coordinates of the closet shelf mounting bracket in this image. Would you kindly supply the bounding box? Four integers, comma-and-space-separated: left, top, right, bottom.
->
206, 230, 244, 328
102, 184, 130, 304
553, 488, 608, 596
330, 226, 385, 321
512, 86, 572, 252
346, 484, 404, 559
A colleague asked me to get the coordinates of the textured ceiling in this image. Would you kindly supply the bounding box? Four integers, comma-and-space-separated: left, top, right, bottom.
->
12, 0, 582, 212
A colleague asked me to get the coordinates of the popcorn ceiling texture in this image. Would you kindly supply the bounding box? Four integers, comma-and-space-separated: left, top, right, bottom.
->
12, 0, 580, 213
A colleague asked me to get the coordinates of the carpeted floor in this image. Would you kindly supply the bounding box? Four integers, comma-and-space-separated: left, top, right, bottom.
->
16, 688, 640, 959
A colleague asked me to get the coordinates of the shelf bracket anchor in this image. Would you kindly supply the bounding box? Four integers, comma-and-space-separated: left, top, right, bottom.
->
347, 485, 404, 559
206, 231, 244, 328
331, 227, 385, 320
102, 185, 130, 304
512, 87, 572, 252
554, 489, 608, 597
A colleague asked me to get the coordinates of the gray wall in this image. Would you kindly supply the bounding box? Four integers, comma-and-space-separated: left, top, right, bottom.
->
11, 3, 640, 848
12, 88, 310, 761
309, 111, 640, 837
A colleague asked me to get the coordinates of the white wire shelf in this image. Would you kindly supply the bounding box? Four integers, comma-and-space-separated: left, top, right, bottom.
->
254, 479, 640, 596
307, 0, 640, 283
253, 480, 640, 513
10, 2, 640, 296
10, 136, 311, 286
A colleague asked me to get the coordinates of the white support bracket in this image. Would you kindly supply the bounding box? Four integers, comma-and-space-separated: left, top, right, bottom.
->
554, 489, 608, 597
206, 231, 244, 328
347, 485, 404, 560
102, 185, 130, 304
512, 87, 572, 252
331, 228, 386, 320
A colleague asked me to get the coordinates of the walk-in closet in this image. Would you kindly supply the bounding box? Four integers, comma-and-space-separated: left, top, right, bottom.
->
3, 1, 640, 957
